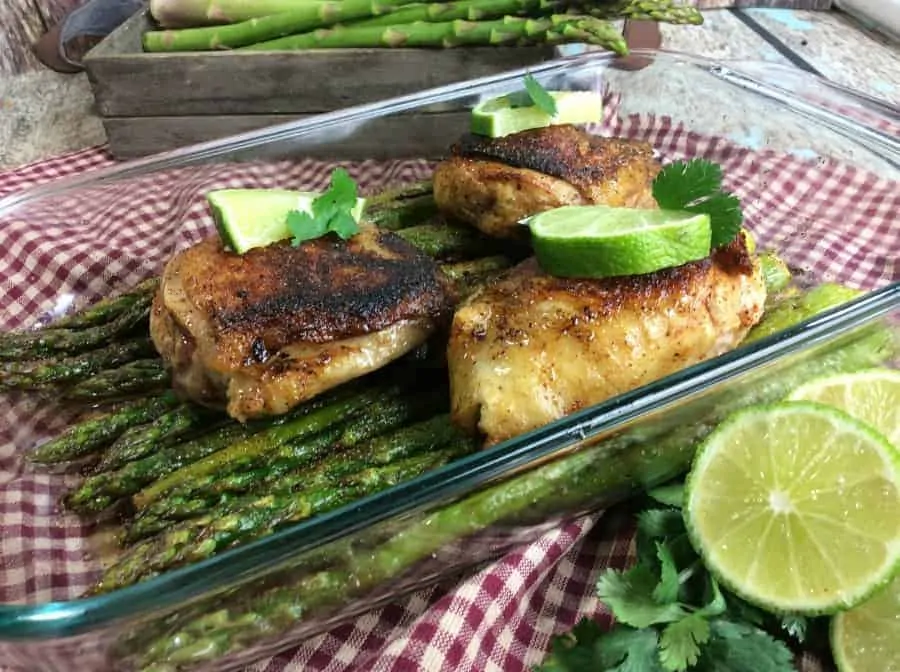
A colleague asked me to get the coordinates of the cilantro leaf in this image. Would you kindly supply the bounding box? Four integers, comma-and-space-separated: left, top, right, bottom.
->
779, 614, 808, 644
524, 73, 558, 117
653, 542, 681, 605
647, 482, 685, 509
659, 613, 711, 671
287, 167, 360, 245
651, 159, 743, 248
597, 564, 686, 628
635, 509, 688, 569
598, 626, 665, 672
536, 619, 603, 671
696, 620, 795, 672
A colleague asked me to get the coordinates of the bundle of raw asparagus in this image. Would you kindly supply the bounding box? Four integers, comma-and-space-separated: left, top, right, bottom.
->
142, 0, 703, 53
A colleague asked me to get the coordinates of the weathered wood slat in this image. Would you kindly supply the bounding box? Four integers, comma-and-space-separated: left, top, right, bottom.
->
101, 111, 471, 159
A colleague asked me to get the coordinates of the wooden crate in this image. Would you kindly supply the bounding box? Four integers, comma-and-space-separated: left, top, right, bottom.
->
82, 11, 556, 160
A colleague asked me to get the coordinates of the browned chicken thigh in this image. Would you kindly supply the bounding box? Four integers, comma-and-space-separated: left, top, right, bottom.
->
433, 124, 661, 240
150, 224, 452, 421
447, 236, 767, 446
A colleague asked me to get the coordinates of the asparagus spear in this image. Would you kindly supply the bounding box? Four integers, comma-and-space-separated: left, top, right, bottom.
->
96, 404, 227, 472
0, 300, 151, 361
0, 338, 157, 390
131, 384, 388, 509
242, 14, 628, 53
149, 0, 313, 27
44, 278, 158, 330
94, 447, 472, 593
351, 0, 553, 28
366, 194, 439, 231
395, 222, 496, 259
745, 283, 862, 344
127, 411, 461, 540
63, 422, 264, 514
62, 359, 170, 401
142, 0, 423, 52
27, 392, 181, 464
758, 250, 792, 296
579, 0, 703, 24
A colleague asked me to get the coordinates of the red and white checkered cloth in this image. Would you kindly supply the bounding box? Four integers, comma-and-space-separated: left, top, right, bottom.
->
0, 102, 898, 672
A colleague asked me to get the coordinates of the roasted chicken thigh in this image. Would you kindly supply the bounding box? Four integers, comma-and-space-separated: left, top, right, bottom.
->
447, 236, 767, 446
150, 224, 452, 421
433, 124, 661, 239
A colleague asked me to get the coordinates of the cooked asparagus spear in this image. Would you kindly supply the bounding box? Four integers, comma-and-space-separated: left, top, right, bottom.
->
745, 283, 862, 344
94, 447, 472, 593
63, 422, 264, 514
96, 404, 226, 472
0, 300, 151, 361
142, 0, 423, 51
131, 383, 389, 510
27, 392, 181, 465
396, 222, 496, 259
0, 338, 157, 390
758, 250, 792, 295
129, 284, 896, 668
127, 411, 462, 540
62, 359, 170, 401
366, 194, 439, 231
44, 278, 159, 330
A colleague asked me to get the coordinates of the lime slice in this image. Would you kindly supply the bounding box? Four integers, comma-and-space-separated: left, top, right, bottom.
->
788, 369, 900, 447
470, 91, 603, 138
526, 205, 712, 279
832, 574, 900, 672
207, 189, 366, 254
684, 402, 900, 615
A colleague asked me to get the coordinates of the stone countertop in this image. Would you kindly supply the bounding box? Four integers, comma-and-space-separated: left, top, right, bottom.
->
0, 7, 897, 170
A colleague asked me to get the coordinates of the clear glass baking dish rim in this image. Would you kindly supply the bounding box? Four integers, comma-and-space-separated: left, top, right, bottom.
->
0, 48, 897, 218
0, 48, 897, 637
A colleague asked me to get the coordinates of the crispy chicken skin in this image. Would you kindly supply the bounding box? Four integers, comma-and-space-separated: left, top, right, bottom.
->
447, 236, 767, 446
433, 125, 660, 239
150, 224, 453, 421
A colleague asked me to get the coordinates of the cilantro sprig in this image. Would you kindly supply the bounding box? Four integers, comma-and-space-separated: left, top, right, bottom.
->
535, 483, 812, 672
651, 159, 743, 248
286, 167, 361, 245
524, 72, 558, 117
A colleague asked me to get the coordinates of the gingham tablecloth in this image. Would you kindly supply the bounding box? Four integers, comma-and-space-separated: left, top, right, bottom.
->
1, 107, 898, 672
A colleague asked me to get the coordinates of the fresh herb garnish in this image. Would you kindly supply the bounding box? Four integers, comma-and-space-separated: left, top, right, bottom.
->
524, 72, 558, 117
286, 167, 360, 245
534, 484, 802, 672
651, 159, 742, 248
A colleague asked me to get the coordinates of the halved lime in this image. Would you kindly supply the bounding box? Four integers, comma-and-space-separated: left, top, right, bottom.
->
470, 91, 603, 138
207, 189, 366, 254
788, 369, 900, 448
832, 574, 900, 672
525, 205, 711, 279
684, 402, 900, 615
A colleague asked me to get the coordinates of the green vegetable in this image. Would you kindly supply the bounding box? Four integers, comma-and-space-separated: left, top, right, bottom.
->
535, 497, 797, 672
523, 72, 558, 116
651, 159, 742, 249
62, 359, 170, 401
27, 392, 181, 465
45, 278, 158, 330
287, 168, 362, 244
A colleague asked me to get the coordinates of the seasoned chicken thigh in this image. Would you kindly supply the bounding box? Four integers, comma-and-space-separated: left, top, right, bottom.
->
447, 236, 767, 446
150, 224, 452, 421
433, 125, 661, 239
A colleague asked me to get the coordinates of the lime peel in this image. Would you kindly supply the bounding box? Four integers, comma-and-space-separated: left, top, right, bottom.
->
470, 90, 603, 138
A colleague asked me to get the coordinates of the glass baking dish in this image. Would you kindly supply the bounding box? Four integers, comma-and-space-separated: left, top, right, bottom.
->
0, 49, 898, 672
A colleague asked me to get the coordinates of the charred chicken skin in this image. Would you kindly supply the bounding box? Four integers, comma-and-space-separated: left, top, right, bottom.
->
433, 124, 661, 240
447, 235, 767, 446
150, 224, 453, 421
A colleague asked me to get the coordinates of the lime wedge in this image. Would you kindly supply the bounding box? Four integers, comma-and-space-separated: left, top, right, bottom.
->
207, 189, 366, 254
470, 91, 603, 138
832, 574, 900, 672
788, 369, 900, 448
684, 402, 900, 615
525, 205, 712, 279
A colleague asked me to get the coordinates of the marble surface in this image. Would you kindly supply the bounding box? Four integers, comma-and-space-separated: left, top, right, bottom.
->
0, 7, 897, 170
